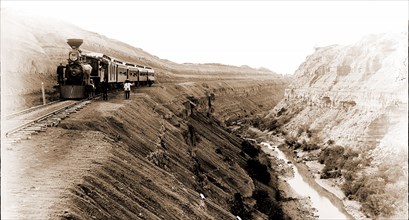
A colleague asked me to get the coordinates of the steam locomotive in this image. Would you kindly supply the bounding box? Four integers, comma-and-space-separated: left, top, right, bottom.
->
58, 39, 155, 99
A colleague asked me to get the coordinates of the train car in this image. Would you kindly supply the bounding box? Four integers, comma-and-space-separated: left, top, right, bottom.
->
145, 66, 155, 86
136, 64, 148, 86
126, 62, 139, 83
113, 59, 128, 85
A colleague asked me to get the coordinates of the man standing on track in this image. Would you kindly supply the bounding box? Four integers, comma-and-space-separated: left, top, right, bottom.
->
101, 78, 108, 100
124, 79, 133, 99
57, 63, 65, 85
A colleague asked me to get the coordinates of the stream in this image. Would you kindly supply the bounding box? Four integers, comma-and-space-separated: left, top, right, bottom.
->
260, 142, 349, 220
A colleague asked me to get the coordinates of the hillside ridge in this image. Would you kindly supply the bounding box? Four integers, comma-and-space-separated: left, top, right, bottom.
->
1, 9, 289, 113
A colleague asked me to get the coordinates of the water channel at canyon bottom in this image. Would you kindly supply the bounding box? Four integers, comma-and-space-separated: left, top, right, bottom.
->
260, 142, 350, 220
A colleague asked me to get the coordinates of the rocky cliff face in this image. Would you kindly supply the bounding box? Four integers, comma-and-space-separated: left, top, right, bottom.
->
268, 33, 408, 218
274, 33, 407, 158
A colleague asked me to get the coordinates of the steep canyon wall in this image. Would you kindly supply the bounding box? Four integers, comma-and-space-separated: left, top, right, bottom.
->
267, 33, 408, 218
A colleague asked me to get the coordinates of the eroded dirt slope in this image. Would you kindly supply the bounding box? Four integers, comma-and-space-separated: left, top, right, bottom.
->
2, 8, 298, 220
3, 83, 299, 219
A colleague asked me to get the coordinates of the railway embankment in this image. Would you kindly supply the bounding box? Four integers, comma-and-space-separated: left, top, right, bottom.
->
4, 79, 316, 219
2, 10, 304, 219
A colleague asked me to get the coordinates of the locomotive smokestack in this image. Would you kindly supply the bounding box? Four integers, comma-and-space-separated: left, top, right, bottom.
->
67, 39, 83, 49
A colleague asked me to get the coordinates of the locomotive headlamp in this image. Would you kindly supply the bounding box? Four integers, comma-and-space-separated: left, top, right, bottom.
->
69, 52, 79, 61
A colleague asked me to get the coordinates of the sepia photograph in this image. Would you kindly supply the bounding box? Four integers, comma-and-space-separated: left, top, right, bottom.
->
1, 1, 408, 219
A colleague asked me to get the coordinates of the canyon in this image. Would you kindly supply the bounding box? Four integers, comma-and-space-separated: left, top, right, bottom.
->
2, 9, 408, 219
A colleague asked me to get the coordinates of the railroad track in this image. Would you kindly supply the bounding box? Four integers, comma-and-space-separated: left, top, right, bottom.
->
4, 100, 61, 120
3, 98, 97, 143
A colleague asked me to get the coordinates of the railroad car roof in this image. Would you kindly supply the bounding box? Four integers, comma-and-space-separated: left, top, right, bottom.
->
82, 52, 112, 61
82, 52, 104, 58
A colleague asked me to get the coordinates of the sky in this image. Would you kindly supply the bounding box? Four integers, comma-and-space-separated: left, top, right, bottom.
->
1, 1, 408, 74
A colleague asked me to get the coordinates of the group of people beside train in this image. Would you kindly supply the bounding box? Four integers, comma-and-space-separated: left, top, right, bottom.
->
57, 63, 136, 100
99, 79, 134, 100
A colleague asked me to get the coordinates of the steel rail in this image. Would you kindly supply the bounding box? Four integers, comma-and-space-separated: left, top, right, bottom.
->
4, 100, 61, 120
4, 99, 90, 137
